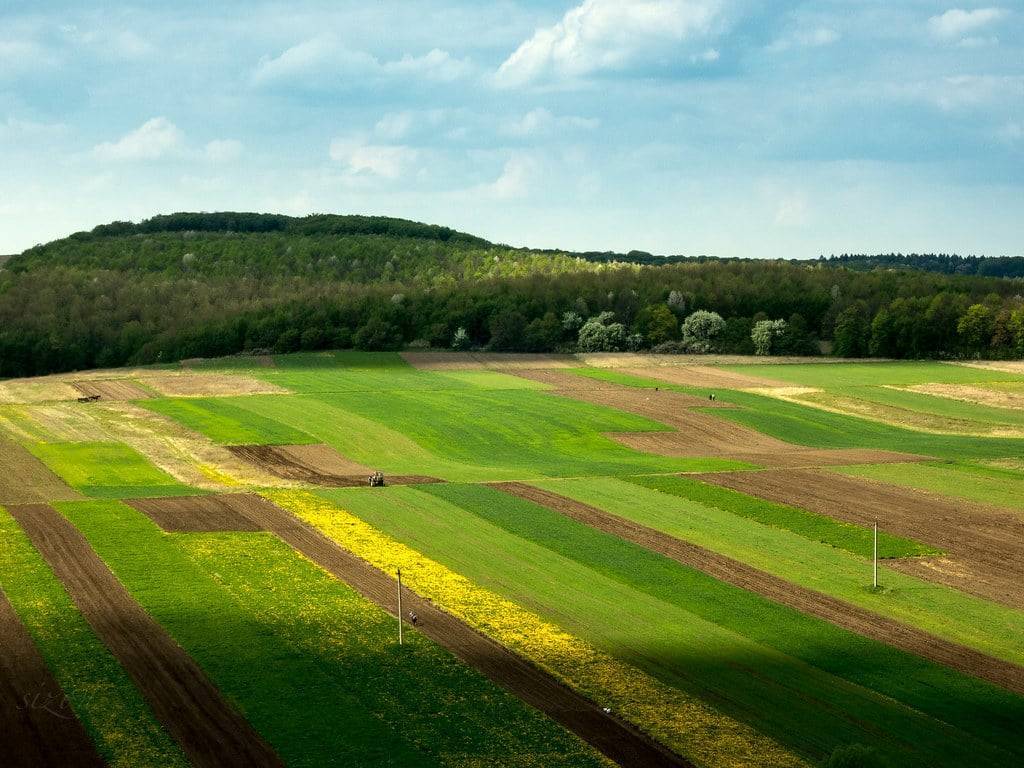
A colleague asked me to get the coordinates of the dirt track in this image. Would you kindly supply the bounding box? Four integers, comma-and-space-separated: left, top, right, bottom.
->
1, 589, 104, 768
491, 482, 1024, 696
694, 469, 1024, 610
127, 494, 264, 532
622, 365, 787, 390
8, 503, 284, 768
228, 444, 440, 487
0, 440, 84, 504
231, 495, 689, 768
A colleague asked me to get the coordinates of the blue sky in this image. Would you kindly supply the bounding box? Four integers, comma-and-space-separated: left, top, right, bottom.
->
1, 1, 1021, 257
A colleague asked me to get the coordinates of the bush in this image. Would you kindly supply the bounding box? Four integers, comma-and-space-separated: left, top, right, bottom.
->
451, 327, 471, 351
681, 310, 726, 353
651, 340, 688, 354
353, 318, 403, 350
577, 312, 627, 352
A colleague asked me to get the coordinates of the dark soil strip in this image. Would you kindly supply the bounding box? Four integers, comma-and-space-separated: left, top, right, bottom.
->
234, 495, 690, 768
126, 494, 263, 532
7, 504, 283, 768
0, 589, 104, 768
491, 482, 1024, 697
695, 469, 1024, 611
227, 444, 440, 487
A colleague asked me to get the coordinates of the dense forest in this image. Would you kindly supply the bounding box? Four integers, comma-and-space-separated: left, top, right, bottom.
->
1, 212, 1022, 377
821, 253, 1024, 278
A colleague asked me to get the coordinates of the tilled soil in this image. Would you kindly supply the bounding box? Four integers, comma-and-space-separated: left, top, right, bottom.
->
694, 469, 1024, 610
0, 589, 104, 768
7, 503, 284, 768
491, 482, 1024, 696
227, 444, 440, 487
0, 439, 84, 504
72, 380, 152, 401
138, 373, 288, 398
126, 493, 265, 532
234, 495, 690, 768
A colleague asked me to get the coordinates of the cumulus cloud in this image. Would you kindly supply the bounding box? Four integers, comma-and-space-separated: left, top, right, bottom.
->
253, 37, 472, 88
774, 194, 809, 228
93, 117, 184, 161
481, 155, 536, 198
329, 137, 418, 179
495, 0, 723, 87
204, 139, 243, 163
928, 8, 1007, 40
504, 107, 599, 137
767, 27, 840, 53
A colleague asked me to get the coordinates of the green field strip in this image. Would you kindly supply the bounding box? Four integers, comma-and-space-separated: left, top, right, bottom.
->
223, 390, 746, 481
140, 397, 316, 445
569, 368, 1024, 461
28, 442, 204, 499
623, 474, 938, 558
828, 386, 1024, 427
720, 362, 1023, 388
532, 477, 1024, 666
834, 462, 1024, 514
55, 499, 439, 768
323, 485, 1021, 768
178, 532, 608, 768
0, 507, 188, 768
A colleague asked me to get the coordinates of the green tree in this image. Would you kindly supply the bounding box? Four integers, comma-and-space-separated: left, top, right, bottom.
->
957, 303, 994, 354
636, 304, 679, 346
680, 310, 725, 353
751, 319, 786, 355
577, 312, 627, 352
832, 303, 870, 357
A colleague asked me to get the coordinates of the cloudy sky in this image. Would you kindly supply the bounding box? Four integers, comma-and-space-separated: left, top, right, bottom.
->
1, 1, 1021, 257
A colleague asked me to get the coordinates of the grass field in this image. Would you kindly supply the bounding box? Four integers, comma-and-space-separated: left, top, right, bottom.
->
2, 351, 1023, 768
322, 484, 1021, 767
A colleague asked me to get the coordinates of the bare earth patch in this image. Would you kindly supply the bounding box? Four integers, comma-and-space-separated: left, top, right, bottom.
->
955, 361, 1024, 375
0, 439, 83, 504
138, 373, 288, 398
126, 494, 265, 532
72, 380, 153, 401
8, 504, 284, 768
694, 468, 1024, 610
0, 379, 82, 404
904, 383, 1024, 410
492, 482, 1024, 696
227, 444, 440, 487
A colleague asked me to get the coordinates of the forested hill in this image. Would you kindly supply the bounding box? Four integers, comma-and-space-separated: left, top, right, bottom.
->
6, 212, 662, 283
2, 211, 1024, 378
821, 253, 1024, 278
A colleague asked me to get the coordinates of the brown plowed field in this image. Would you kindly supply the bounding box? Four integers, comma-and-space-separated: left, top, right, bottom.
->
126, 494, 265, 532
0, 439, 83, 504
72, 380, 152, 401
228, 444, 440, 487
1, 589, 104, 768
694, 469, 1024, 610
139, 373, 288, 398
623, 365, 787, 390
8, 504, 284, 768
511, 368, 735, 410
492, 482, 1024, 696
234, 495, 690, 768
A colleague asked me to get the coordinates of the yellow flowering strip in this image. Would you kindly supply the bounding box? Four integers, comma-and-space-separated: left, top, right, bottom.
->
266, 489, 810, 768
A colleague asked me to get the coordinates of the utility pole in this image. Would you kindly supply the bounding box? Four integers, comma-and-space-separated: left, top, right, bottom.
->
873, 522, 878, 590
397, 568, 403, 646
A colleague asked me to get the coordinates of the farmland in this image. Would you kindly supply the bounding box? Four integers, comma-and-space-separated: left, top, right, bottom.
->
2, 351, 1023, 767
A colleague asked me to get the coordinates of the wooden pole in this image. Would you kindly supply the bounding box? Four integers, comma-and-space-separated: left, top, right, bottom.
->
873, 522, 878, 589
397, 568, 403, 646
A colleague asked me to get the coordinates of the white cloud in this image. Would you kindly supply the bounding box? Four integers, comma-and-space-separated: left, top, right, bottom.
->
691, 48, 720, 62
0, 117, 66, 141
61, 25, 155, 60
382, 49, 473, 82
932, 74, 1024, 110
0, 40, 58, 78
774, 194, 809, 228
495, 0, 723, 87
928, 8, 1007, 40
93, 117, 184, 161
767, 27, 840, 53
996, 122, 1023, 144
482, 155, 535, 199
375, 112, 415, 140
504, 107, 599, 137
252, 37, 471, 87
329, 137, 418, 179
204, 139, 243, 163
